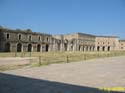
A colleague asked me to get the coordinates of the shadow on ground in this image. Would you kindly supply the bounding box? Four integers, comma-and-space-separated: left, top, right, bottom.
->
0, 73, 123, 93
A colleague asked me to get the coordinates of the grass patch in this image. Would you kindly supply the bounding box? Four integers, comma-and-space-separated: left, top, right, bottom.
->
0, 64, 29, 71
0, 51, 125, 70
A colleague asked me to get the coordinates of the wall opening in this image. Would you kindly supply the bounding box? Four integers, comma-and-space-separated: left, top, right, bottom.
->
71, 46, 73, 51
7, 33, 10, 39
102, 46, 105, 51
38, 36, 41, 41
18, 34, 22, 40
89, 46, 92, 51
121, 47, 123, 49
37, 44, 41, 52
45, 44, 49, 52
97, 46, 100, 51
58, 43, 61, 51
108, 46, 110, 51
17, 43, 22, 52
46, 37, 49, 42
83, 46, 85, 51
28, 44, 32, 52
79, 46, 81, 51
93, 46, 95, 51
86, 46, 88, 51
29, 36, 32, 41
5, 43, 10, 52
64, 43, 68, 51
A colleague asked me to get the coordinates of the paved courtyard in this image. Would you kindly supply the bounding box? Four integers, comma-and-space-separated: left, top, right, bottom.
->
0, 56, 125, 93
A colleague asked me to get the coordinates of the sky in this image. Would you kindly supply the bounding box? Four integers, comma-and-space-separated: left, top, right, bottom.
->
0, 0, 125, 39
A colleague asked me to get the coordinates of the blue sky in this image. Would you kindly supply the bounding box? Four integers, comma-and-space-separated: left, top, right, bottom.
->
0, 0, 125, 38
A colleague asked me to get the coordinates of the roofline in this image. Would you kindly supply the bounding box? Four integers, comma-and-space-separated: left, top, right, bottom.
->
119, 40, 125, 42
0, 27, 52, 36
76, 32, 95, 37
63, 32, 95, 37
96, 36, 118, 38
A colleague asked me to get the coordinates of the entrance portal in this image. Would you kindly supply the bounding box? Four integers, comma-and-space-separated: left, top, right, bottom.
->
102, 46, 105, 51
97, 46, 100, 51
17, 43, 22, 52
37, 44, 41, 52
5, 43, 10, 52
45, 44, 49, 52
108, 46, 110, 51
28, 44, 32, 52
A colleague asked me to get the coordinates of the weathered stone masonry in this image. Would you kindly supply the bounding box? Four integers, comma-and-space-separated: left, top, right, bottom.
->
0, 27, 125, 52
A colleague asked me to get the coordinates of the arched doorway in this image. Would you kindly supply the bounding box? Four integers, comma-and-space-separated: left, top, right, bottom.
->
37, 44, 41, 52
93, 46, 95, 51
57, 43, 61, 51
5, 43, 10, 52
89, 46, 92, 51
17, 43, 22, 52
71, 45, 73, 51
108, 46, 110, 51
83, 46, 85, 51
102, 46, 105, 51
70, 41, 74, 51
28, 44, 32, 52
97, 46, 100, 51
64, 39, 68, 51
64, 43, 68, 51
45, 44, 49, 52
79, 46, 81, 51
86, 46, 88, 51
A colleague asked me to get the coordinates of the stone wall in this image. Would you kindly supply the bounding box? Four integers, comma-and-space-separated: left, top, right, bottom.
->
95, 36, 119, 51
0, 28, 55, 52
119, 40, 125, 50
0, 27, 125, 52
54, 33, 96, 52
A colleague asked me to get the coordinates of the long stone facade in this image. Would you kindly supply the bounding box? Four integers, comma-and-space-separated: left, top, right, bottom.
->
0, 27, 125, 52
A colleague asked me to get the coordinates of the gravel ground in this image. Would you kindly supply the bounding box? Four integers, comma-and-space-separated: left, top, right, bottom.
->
0, 56, 125, 93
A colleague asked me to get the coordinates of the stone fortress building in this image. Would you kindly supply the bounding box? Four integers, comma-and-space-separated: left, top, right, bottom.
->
0, 27, 125, 52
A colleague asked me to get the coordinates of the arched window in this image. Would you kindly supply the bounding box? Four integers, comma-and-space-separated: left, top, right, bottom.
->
7, 33, 10, 39
18, 34, 22, 40
47, 37, 49, 42
29, 35, 32, 41
38, 36, 41, 41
